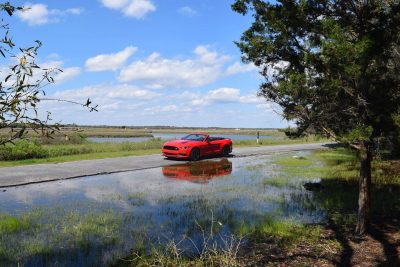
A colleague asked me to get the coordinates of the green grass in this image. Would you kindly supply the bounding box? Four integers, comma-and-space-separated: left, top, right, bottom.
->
0, 215, 31, 234
234, 135, 328, 147
0, 208, 123, 264
0, 149, 160, 167
255, 218, 321, 247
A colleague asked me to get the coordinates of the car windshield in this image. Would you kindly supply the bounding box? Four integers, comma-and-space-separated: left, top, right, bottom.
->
181, 134, 206, 141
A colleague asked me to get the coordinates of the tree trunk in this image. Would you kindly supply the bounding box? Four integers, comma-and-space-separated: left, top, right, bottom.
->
355, 143, 372, 235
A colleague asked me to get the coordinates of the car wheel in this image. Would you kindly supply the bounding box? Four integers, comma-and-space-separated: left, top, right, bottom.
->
189, 148, 200, 161
222, 146, 230, 157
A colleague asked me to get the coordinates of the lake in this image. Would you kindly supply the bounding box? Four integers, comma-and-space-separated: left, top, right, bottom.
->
87, 133, 279, 143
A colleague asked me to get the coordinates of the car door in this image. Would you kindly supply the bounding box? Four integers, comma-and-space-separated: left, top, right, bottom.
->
201, 138, 213, 155
208, 137, 221, 154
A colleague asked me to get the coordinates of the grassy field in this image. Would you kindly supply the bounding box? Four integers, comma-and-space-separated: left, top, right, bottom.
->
0, 126, 283, 138
0, 127, 153, 138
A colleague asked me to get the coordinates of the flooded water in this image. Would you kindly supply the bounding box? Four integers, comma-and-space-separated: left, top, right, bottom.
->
0, 152, 326, 266
87, 133, 279, 143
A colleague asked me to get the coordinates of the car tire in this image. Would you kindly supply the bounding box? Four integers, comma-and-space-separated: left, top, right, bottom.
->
222, 145, 230, 157
189, 148, 200, 161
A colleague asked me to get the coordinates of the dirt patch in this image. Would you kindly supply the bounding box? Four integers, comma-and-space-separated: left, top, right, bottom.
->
239, 218, 400, 266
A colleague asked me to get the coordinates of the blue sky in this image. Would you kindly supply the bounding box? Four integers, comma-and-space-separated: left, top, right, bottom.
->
6, 0, 288, 128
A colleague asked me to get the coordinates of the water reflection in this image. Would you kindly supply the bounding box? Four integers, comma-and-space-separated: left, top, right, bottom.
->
162, 159, 232, 183
0, 152, 332, 266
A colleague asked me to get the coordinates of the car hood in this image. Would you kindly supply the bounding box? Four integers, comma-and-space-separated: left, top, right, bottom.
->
163, 139, 200, 146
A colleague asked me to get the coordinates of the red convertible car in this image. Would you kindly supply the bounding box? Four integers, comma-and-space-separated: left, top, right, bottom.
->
162, 133, 232, 161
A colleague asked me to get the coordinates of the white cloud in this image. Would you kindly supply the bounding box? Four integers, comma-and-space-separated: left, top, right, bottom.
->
101, 0, 156, 19
37, 83, 164, 122
145, 105, 178, 112
0, 58, 80, 87
189, 87, 263, 106
16, 3, 82, 26
48, 83, 160, 112
178, 6, 197, 17
239, 94, 263, 104
256, 103, 272, 110
118, 45, 230, 88
192, 88, 240, 106
65, 8, 83, 15
226, 62, 257, 75
53, 84, 160, 102
85, 46, 138, 72
144, 105, 192, 115
17, 3, 49, 25
101, 0, 128, 9
38, 60, 81, 84
54, 67, 81, 84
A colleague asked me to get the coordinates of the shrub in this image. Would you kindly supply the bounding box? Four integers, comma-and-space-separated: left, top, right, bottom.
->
0, 140, 49, 160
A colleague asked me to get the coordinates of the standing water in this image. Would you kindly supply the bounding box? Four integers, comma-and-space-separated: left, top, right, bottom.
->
0, 152, 326, 266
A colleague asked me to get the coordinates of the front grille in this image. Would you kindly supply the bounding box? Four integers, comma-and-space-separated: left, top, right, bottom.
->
164, 146, 178, 151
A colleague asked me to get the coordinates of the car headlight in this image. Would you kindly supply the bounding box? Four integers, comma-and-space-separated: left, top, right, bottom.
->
180, 146, 189, 150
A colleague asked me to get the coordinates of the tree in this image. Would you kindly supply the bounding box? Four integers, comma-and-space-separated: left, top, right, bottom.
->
232, 0, 400, 235
0, 2, 96, 145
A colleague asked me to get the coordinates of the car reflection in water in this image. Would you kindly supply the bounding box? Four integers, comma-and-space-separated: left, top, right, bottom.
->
162, 159, 232, 184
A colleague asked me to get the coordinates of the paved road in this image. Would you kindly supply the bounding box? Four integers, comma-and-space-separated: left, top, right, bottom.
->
0, 142, 335, 187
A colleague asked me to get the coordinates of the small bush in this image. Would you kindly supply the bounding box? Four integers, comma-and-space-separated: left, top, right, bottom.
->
0, 140, 48, 160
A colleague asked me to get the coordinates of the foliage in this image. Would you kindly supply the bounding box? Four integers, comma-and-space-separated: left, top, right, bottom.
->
232, 0, 400, 149
0, 3, 96, 146
0, 140, 48, 160
232, 0, 400, 234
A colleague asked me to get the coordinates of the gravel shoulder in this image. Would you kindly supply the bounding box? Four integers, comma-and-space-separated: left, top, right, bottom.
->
0, 142, 334, 187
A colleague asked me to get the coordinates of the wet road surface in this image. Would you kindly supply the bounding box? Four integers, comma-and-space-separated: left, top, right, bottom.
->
0, 142, 334, 187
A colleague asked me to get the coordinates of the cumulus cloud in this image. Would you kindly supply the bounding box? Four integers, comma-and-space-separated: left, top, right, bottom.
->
118, 45, 230, 88
53, 84, 160, 102
38, 60, 81, 84
101, 0, 156, 19
144, 105, 192, 115
0, 59, 80, 86
53, 67, 81, 84
47, 83, 160, 112
189, 88, 263, 106
85, 46, 138, 72
226, 62, 257, 75
178, 6, 197, 17
16, 3, 82, 26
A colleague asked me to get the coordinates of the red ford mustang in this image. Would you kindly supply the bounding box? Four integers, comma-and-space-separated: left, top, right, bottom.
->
162, 133, 232, 161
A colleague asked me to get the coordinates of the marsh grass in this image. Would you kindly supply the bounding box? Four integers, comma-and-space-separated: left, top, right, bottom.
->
44, 138, 164, 157
281, 148, 400, 226
127, 215, 243, 267
127, 192, 146, 206
233, 135, 328, 147
2, 146, 397, 266
0, 138, 164, 167
254, 218, 321, 247
0, 208, 123, 265
0, 215, 31, 234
